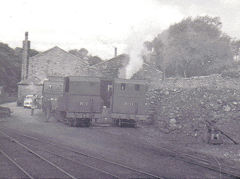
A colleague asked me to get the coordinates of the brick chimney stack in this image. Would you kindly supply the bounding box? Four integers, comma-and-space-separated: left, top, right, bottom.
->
21, 32, 30, 80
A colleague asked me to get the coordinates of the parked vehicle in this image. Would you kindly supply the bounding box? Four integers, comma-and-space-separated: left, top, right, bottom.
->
23, 95, 34, 108
42, 76, 149, 127
0, 106, 11, 117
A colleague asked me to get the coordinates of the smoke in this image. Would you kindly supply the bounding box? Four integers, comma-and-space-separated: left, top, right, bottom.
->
124, 25, 161, 79
118, 66, 126, 79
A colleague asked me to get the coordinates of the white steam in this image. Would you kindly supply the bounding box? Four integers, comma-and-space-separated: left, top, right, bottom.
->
125, 25, 161, 79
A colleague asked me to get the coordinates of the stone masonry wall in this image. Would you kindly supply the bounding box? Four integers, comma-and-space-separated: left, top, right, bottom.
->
28, 47, 90, 83
146, 74, 240, 144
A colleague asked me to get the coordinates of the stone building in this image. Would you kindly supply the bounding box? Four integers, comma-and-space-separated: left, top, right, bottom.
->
93, 54, 129, 78
93, 53, 163, 80
17, 32, 162, 104
17, 32, 100, 105
131, 62, 163, 81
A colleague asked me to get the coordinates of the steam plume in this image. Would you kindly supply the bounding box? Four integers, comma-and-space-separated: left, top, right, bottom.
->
125, 26, 161, 79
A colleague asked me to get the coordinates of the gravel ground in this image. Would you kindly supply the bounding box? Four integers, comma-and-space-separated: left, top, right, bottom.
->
0, 150, 28, 178
0, 133, 70, 178
0, 102, 238, 178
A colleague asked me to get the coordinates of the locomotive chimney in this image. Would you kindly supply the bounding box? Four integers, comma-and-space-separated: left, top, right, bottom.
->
114, 47, 117, 57
21, 32, 31, 80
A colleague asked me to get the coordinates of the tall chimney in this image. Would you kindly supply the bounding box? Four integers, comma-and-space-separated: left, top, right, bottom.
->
114, 47, 117, 57
21, 32, 30, 80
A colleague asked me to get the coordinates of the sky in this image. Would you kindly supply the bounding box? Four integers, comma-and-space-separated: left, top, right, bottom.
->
0, 0, 240, 60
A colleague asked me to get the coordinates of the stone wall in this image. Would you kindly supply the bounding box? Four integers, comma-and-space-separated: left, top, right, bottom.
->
151, 74, 240, 90
146, 74, 240, 143
132, 63, 163, 81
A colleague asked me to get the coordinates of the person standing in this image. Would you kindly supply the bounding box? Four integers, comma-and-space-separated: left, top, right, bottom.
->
31, 94, 37, 116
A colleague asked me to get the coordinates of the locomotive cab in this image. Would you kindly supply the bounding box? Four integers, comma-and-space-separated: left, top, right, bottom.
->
57, 76, 103, 127
111, 78, 148, 127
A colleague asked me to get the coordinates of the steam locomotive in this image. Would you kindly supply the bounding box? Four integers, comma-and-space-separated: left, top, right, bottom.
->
42, 76, 149, 127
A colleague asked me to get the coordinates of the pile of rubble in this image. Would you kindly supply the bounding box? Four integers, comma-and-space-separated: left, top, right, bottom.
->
146, 86, 240, 144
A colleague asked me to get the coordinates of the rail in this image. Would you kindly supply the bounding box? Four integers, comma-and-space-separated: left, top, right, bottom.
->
0, 129, 163, 179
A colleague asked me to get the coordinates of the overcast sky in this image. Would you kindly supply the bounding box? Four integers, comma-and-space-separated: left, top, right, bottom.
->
0, 0, 240, 59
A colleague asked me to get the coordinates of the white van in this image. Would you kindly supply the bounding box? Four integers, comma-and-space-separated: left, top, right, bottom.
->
23, 95, 34, 108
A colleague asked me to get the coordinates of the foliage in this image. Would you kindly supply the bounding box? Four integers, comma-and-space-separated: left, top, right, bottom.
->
147, 16, 235, 78
87, 56, 102, 65
0, 43, 38, 93
69, 48, 102, 65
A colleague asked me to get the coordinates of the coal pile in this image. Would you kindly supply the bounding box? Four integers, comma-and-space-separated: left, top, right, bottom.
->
146, 87, 240, 143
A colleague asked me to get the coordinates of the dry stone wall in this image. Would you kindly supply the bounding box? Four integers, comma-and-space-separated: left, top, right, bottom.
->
146, 74, 240, 144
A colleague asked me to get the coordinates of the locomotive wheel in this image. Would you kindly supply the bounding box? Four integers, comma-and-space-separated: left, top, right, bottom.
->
116, 119, 120, 127
132, 121, 137, 128
54, 111, 60, 121
73, 118, 78, 127
86, 119, 91, 127
55, 111, 65, 122
67, 118, 74, 127
113, 119, 116, 126
118, 119, 123, 127
82, 119, 90, 127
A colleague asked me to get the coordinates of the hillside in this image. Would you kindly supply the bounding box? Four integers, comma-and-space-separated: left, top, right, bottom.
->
0, 43, 38, 93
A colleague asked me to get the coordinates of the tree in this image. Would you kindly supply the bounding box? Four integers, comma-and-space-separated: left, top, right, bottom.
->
88, 56, 102, 65
0, 43, 39, 93
149, 16, 233, 78
69, 48, 88, 59
69, 48, 102, 65
78, 48, 88, 58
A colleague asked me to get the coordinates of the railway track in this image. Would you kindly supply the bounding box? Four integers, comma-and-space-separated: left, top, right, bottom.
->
1, 127, 239, 178
94, 127, 240, 178
151, 143, 240, 178
0, 129, 163, 179
0, 131, 77, 179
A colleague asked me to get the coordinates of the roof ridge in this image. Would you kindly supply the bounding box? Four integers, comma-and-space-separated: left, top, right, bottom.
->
29, 46, 89, 66
93, 54, 129, 67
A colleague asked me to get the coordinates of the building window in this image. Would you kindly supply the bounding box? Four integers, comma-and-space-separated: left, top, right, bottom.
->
121, 83, 126, 91
135, 84, 140, 91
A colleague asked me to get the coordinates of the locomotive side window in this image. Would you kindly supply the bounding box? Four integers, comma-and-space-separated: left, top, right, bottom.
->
135, 84, 140, 91
121, 83, 126, 91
